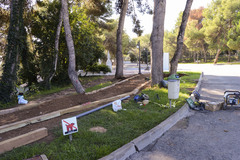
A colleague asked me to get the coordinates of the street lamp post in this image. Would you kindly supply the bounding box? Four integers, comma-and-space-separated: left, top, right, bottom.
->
137, 41, 141, 74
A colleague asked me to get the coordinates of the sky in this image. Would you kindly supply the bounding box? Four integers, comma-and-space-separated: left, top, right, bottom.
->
31, 0, 212, 39
121, 0, 213, 38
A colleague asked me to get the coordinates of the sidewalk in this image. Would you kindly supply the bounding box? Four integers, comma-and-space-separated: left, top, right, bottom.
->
80, 61, 152, 76
128, 64, 240, 160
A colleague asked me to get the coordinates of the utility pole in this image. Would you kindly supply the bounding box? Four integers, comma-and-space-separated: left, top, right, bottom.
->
137, 41, 141, 74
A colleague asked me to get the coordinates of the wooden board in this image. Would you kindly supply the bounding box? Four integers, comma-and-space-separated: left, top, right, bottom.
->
0, 128, 48, 154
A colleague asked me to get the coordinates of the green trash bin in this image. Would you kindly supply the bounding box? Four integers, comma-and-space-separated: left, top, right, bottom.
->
168, 74, 180, 99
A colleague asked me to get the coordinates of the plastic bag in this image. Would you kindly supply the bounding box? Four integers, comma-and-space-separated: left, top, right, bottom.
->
18, 95, 28, 105
112, 100, 122, 112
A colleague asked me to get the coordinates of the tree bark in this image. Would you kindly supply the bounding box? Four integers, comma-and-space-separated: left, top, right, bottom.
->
193, 53, 196, 62
150, 0, 166, 86
214, 49, 221, 64
227, 49, 231, 62
45, 7, 63, 89
170, 0, 193, 74
0, 0, 25, 104
115, 0, 129, 79
61, 0, 85, 93
202, 43, 207, 63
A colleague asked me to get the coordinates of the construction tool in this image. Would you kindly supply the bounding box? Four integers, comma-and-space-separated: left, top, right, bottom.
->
223, 91, 240, 110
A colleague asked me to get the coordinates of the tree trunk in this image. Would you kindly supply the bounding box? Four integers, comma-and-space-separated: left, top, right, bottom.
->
214, 49, 221, 64
197, 52, 199, 63
189, 52, 191, 60
0, 0, 25, 104
45, 8, 63, 89
150, 0, 166, 86
227, 49, 231, 62
170, 0, 193, 74
236, 52, 239, 60
61, 0, 85, 93
202, 43, 207, 63
115, 0, 129, 79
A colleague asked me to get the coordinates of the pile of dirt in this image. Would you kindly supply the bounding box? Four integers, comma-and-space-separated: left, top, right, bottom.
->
0, 74, 150, 143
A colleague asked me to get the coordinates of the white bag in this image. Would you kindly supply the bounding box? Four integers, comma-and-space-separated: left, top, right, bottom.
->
112, 100, 122, 112
18, 95, 28, 105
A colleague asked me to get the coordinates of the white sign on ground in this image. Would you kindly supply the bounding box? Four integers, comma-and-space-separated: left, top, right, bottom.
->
112, 99, 122, 112
62, 117, 78, 136
163, 53, 169, 72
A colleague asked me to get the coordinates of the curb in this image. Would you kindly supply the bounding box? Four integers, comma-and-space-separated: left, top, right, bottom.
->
99, 72, 203, 160
100, 104, 193, 160
191, 72, 203, 101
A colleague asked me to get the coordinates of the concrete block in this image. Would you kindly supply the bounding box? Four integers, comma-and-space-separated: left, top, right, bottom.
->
99, 142, 136, 160
40, 154, 48, 160
24, 154, 48, 160
205, 102, 224, 111
0, 128, 48, 154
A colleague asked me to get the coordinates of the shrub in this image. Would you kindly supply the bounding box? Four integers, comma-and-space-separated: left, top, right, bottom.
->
130, 53, 137, 63
98, 64, 111, 74
86, 64, 111, 74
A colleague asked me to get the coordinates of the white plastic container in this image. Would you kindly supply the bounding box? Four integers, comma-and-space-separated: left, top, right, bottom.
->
168, 79, 180, 99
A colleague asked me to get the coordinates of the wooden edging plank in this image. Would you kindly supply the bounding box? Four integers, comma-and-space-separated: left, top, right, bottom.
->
0, 75, 140, 116
0, 80, 150, 134
60, 93, 131, 115
61, 80, 150, 115
86, 74, 139, 95
0, 128, 48, 154
0, 112, 60, 134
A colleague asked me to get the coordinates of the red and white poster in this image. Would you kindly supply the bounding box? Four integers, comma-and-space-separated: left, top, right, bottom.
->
62, 117, 78, 136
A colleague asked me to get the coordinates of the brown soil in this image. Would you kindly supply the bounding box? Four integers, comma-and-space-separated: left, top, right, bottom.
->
0, 74, 150, 143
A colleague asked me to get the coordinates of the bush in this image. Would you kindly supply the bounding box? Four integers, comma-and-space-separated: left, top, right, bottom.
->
86, 64, 111, 74
130, 53, 137, 63
98, 64, 111, 74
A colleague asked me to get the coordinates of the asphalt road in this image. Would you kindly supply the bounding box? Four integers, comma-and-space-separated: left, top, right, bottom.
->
127, 64, 240, 160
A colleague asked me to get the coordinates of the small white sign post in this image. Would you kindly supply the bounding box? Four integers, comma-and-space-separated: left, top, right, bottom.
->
62, 117, 78, 142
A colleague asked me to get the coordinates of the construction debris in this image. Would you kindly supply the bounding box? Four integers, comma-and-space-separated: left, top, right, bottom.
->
112, 100, 122, 112
205, 102, 224, 112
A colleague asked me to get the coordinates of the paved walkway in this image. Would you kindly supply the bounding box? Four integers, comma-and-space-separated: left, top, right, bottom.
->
128, 64, 240, 160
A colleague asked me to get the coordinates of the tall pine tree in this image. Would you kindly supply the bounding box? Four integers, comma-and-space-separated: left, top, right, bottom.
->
0, 0, 27, 105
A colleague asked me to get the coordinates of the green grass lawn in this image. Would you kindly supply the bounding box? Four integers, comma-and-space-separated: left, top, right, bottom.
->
85, 81, 112, 93
0, 72, 200, 160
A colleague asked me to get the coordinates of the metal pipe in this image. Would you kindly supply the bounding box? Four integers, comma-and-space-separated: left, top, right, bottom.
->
69, 134, 72, 142
76, 96, 130, 119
